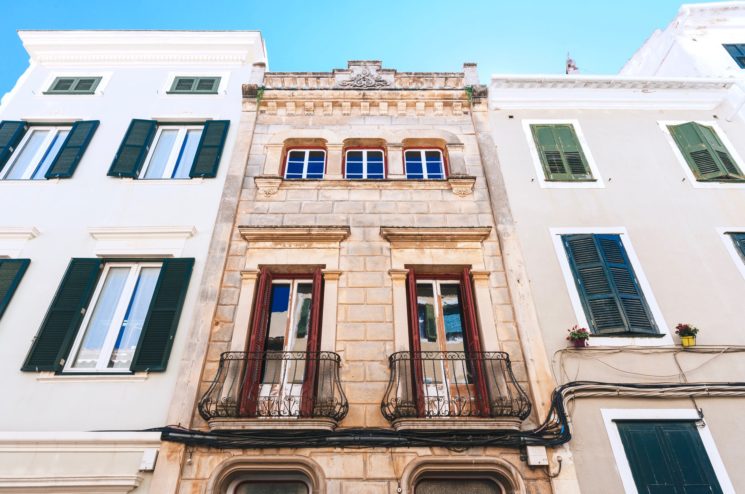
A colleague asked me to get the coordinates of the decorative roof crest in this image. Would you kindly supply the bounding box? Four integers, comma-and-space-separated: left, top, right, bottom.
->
335, 61, 392, 89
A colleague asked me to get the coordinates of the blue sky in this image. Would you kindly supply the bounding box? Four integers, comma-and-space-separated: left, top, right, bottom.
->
0, 0, 723, 95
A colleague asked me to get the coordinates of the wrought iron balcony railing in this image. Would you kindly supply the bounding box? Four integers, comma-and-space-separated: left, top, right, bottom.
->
381, 351, 532, 421
198, 351, 348, 422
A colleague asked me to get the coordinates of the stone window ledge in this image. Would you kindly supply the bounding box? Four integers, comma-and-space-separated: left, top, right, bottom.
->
208, 417, 338, 432
254, 175, 475, 197
392, 417, 522, 432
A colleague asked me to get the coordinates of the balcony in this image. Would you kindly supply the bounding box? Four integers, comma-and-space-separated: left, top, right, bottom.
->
381, 351, 531, 430
199, 351, 348, 430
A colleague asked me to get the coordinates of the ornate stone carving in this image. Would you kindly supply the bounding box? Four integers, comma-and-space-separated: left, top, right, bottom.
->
337, 68, 391, 89
254, 176, 282, 197
448, 175, 477, 197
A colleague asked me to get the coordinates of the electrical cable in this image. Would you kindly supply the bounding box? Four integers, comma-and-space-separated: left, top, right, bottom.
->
155, 380, 745, 450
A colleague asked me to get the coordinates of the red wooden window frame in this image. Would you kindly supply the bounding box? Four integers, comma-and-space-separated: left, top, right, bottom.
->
342, 146, 388, 179
280, 146, 328, 179
239, 266, 324, 417
402, 147, 450, 179
405, 267, 489, 416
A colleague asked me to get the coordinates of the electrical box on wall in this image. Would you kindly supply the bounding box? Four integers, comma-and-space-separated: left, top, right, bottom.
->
526, 445, 549, 466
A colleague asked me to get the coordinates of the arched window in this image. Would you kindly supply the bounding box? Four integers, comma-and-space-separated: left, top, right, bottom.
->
414, 473, 509, 494
225, 472, 311, 494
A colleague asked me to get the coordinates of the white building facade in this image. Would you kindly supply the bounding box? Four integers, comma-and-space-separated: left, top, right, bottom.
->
486, 73, 745, 493
0, 31, 265, 493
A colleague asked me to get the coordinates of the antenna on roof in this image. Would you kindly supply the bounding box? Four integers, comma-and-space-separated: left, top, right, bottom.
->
566, 53, 579, 74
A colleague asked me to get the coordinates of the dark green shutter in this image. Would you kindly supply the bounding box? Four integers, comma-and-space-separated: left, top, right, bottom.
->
107, 119, 157, 178
531, 124, 592, 181
731, 233, 745, 262
22, 259, 102, 372
669, 122, 744, 181
45, 120, 99, 178
131, 258, 194, 372
723, 44, 745, 68
617, 421, 723, 494
0, 259, 30, 320
563, 234, 657, 335
0, 121, 28, 173
189, 120, 229, 178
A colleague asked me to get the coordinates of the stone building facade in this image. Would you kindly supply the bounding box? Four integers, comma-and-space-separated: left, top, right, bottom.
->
159, 61, 558, 493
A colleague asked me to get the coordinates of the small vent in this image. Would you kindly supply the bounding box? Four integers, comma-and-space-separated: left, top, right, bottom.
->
717, 151, 741, 176
175, 78, 195, 91
588, 298, 624, 330
565, 151, 588, 176
621, 298, 654, 329
74, 79, 97, 92
543, 151, 565, 174
52, 78, 75, 91
610, 267, 638, 295
579, 267, 612, 295
196, 78, 218, 92
690, 149, 720, 175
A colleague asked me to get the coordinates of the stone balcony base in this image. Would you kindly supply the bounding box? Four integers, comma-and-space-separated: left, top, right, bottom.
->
208, 417, 338, 431
391, 416, 522, 431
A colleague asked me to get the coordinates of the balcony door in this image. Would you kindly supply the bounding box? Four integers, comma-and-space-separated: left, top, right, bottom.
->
407, 268, 489, 417
240, 268, 323, 417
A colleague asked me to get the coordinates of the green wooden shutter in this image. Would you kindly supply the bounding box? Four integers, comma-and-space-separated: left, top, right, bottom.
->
107, 119, 157, 178
668, 122, 744, 180
531, 124, 592, 181
45, 120, 99, 178
22, 259, 102, 372
131, 258, 194, 372
0, 259, 30, 320
617, 421, 723, 494
0, 121, 28, 173
731, 233, 745, 262
189, 120, 229, 178
563, 234, 656, 335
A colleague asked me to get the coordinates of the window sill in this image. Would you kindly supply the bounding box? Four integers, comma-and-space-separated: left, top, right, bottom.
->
391, 417, 522, 431
207, 417, 338, 431
585, 333, 673, 347
255, 175, 476, 197
35, 372, 149, 382
115, 177, 205, 185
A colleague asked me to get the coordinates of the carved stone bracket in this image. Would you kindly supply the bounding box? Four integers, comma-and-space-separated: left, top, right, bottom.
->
254, 175, 282, 197
447, 175, 477, 197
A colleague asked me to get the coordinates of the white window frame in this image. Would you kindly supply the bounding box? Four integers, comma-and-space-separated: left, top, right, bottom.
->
64, 261, 162, 373
0, 126, 71, 180
284, 149, 326, 179
658, 120, 745, 189
344, 148, 385, 179
602, 408, 735, 494
40, 72, 112, 97
162, 71, 230, 95
139, 124, 204, 179
522, 119, 604, 189
404, 148, 446, 180
717, 227, 745, 282
550, 227, 672, 346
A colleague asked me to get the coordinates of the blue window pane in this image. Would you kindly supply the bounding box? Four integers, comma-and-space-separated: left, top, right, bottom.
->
405, 151, 423, 179
307, 161, 324, 178
367, 151, 384, 179
425, 151, 444, 179
347, 151, 363, 161
307, 151, 325, 179
346, 161, 363, 179
367, 161, 385, 179
285, 160, 305, 179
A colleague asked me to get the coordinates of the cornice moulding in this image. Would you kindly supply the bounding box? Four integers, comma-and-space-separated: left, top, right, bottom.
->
18, 30, 266, 66
489, 75, 734, 90
238, 226, 351, 245
0, 475, 143, 493
380, 226, 492, 246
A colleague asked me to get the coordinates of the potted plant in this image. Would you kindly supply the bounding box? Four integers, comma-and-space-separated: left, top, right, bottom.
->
566, 325, 590, 348
675, 323, 699, 348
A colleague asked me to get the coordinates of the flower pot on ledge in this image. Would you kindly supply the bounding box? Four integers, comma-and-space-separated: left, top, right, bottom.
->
571, 339, 588, 348
680, 335, 696, 348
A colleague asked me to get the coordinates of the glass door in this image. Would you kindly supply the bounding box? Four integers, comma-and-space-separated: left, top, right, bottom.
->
415, 280, 475, 416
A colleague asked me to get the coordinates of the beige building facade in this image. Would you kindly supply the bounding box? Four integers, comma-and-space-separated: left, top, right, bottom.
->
157, 61, 563, 493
